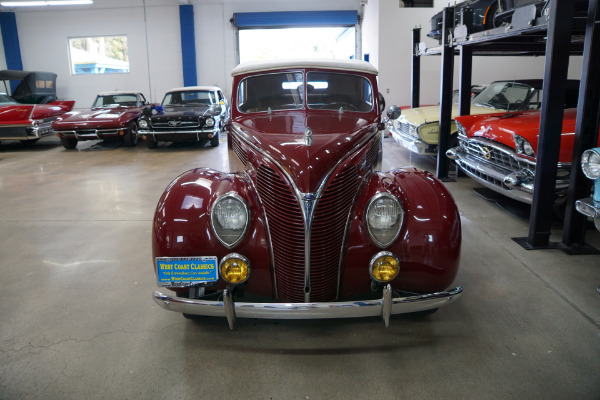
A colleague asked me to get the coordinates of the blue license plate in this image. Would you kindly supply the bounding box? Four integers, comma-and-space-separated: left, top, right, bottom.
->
156, 256, 218, 287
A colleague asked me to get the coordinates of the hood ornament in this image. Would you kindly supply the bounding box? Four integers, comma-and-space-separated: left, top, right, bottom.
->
304, 127, 312, 147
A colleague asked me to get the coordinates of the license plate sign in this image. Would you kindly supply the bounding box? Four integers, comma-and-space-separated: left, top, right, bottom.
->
156, 256, 218, 287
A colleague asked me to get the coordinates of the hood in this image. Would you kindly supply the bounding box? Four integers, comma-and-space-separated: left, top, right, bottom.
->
0, 101, 74, 124
456, 108, 582, 163
57, 106, 138, 123
234, 111, 376, 193
150, 104, 214, 120
399, 104, 504, 126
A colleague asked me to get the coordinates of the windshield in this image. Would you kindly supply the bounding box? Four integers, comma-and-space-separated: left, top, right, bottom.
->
472, 81, 535, 111
237, 71, 373, 113
92, 94, 141, 108
0, 93, 17, 105
163, 90, 215, 106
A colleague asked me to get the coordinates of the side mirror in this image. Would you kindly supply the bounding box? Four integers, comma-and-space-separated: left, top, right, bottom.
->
386, 105, 401, 120
209, 104, 222, 114
378, 92, 386, 114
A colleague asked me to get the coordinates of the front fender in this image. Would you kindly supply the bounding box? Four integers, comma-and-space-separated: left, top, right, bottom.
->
152, 168, 272, 296
342, 168, 461, 296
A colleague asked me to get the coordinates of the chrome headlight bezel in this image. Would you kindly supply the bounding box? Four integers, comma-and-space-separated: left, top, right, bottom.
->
205, 117, 215, 128
364, 192, 404, 248
210, 192, 250, 249
581, 148, 600, 180
514, 135, 536, 157
138, 119, 148, 129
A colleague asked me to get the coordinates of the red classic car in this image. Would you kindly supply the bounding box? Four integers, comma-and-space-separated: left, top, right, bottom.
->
447, 108, 600, 206
52, 91, 149, 149
151, 59, 462, 329
0, 93, 75, 145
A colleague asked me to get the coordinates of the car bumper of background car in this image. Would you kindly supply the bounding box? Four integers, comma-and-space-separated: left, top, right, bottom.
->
388, 126, 437, 156
139, 128, 219, 142
152, 285, 463, 329
0, 122, 54, 140
576, 197, 600, 219
58, 128, 126, 140
447, 146, 570, 204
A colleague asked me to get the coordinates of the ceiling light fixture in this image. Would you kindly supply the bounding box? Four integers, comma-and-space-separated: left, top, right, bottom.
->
1, 0, 93, 6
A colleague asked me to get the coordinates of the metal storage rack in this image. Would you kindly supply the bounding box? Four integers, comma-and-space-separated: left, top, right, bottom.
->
410, 0, 600, 253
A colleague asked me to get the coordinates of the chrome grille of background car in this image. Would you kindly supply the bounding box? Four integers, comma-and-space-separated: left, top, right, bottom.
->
458, 138, 535, 189
256, 164, 358, 302
459, 138, 535, 172
395, 120, 417, 138
151, 120, 200, 130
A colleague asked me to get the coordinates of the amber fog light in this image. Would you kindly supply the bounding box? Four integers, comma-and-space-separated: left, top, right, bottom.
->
369, 251, 400, 283
219, 253, 250, 284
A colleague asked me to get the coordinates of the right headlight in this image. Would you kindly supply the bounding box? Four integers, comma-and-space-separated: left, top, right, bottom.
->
581, 148, 600, 179
211, 192, 249, 248
365, 193, 404, 248
139, 119, 148, 129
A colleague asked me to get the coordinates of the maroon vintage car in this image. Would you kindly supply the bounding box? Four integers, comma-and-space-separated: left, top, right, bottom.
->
447, 108, 600, 206
151, 59, 462, 329
52, 91, 149, 149
0, 93, 75, 145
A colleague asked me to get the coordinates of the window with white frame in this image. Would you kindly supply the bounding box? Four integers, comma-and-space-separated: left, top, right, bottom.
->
68, 36, 129, 75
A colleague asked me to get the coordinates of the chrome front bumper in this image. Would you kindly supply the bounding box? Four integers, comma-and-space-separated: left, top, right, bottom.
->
388, 126, 436, 156
448, 147, 535, 204
576, 197, 600, 219
58, 128, 126, 140
152, 285, 463, 329
139, 128, 219, 141
0, 121, 54, 140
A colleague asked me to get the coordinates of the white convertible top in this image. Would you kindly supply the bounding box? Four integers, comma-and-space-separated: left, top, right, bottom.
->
167, 86, 222, 93
231, 59, 379, 77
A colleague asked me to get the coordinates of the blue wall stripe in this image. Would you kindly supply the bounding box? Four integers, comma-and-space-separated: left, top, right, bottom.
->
233, 10, 358, 28
0, 12, 24, 93
179, 5, 197, 87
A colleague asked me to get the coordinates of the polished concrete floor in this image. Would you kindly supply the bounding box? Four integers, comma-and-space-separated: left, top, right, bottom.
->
0, 134, 599, 399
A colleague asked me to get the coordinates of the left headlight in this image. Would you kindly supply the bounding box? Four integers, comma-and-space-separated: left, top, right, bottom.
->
365, 193, 404, 248
205, 117, 215, 127
139, 119, 148, 129
581, 148, 600, 180
211, 192, 249, 248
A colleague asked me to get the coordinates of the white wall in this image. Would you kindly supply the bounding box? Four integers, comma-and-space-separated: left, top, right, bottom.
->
374, 0, 583, 108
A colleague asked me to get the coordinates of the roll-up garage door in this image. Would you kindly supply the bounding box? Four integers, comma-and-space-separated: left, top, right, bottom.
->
232, 10, 358, 28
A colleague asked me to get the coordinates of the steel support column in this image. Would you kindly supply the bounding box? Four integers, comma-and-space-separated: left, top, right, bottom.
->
515, 0, 575, 249
458, 8, 473, 118
411, 28, 421, 108
437, 7, 455, 180
561, 0, 600, 252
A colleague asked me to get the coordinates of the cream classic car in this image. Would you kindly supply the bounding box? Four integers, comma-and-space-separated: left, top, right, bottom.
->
388, 79, 579, 156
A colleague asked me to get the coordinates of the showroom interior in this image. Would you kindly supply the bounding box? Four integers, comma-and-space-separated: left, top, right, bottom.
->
0, 0, 599, 398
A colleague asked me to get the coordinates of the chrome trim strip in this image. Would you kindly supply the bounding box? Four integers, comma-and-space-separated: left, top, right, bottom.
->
152, 286, 463, 327
138, 128, 218, 135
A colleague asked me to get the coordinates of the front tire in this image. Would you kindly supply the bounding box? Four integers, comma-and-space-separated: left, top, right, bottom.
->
123, 121, 138, 147
60, 137, 78, 149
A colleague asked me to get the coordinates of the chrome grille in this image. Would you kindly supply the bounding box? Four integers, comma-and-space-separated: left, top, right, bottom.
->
256, 163, 359, 302
459, 138, 535, 174
310, 165, 358, 301
395, 120, 417, 138
230, 135, 248, 166
151, 120, 202, 131
256, 165, 305, 302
